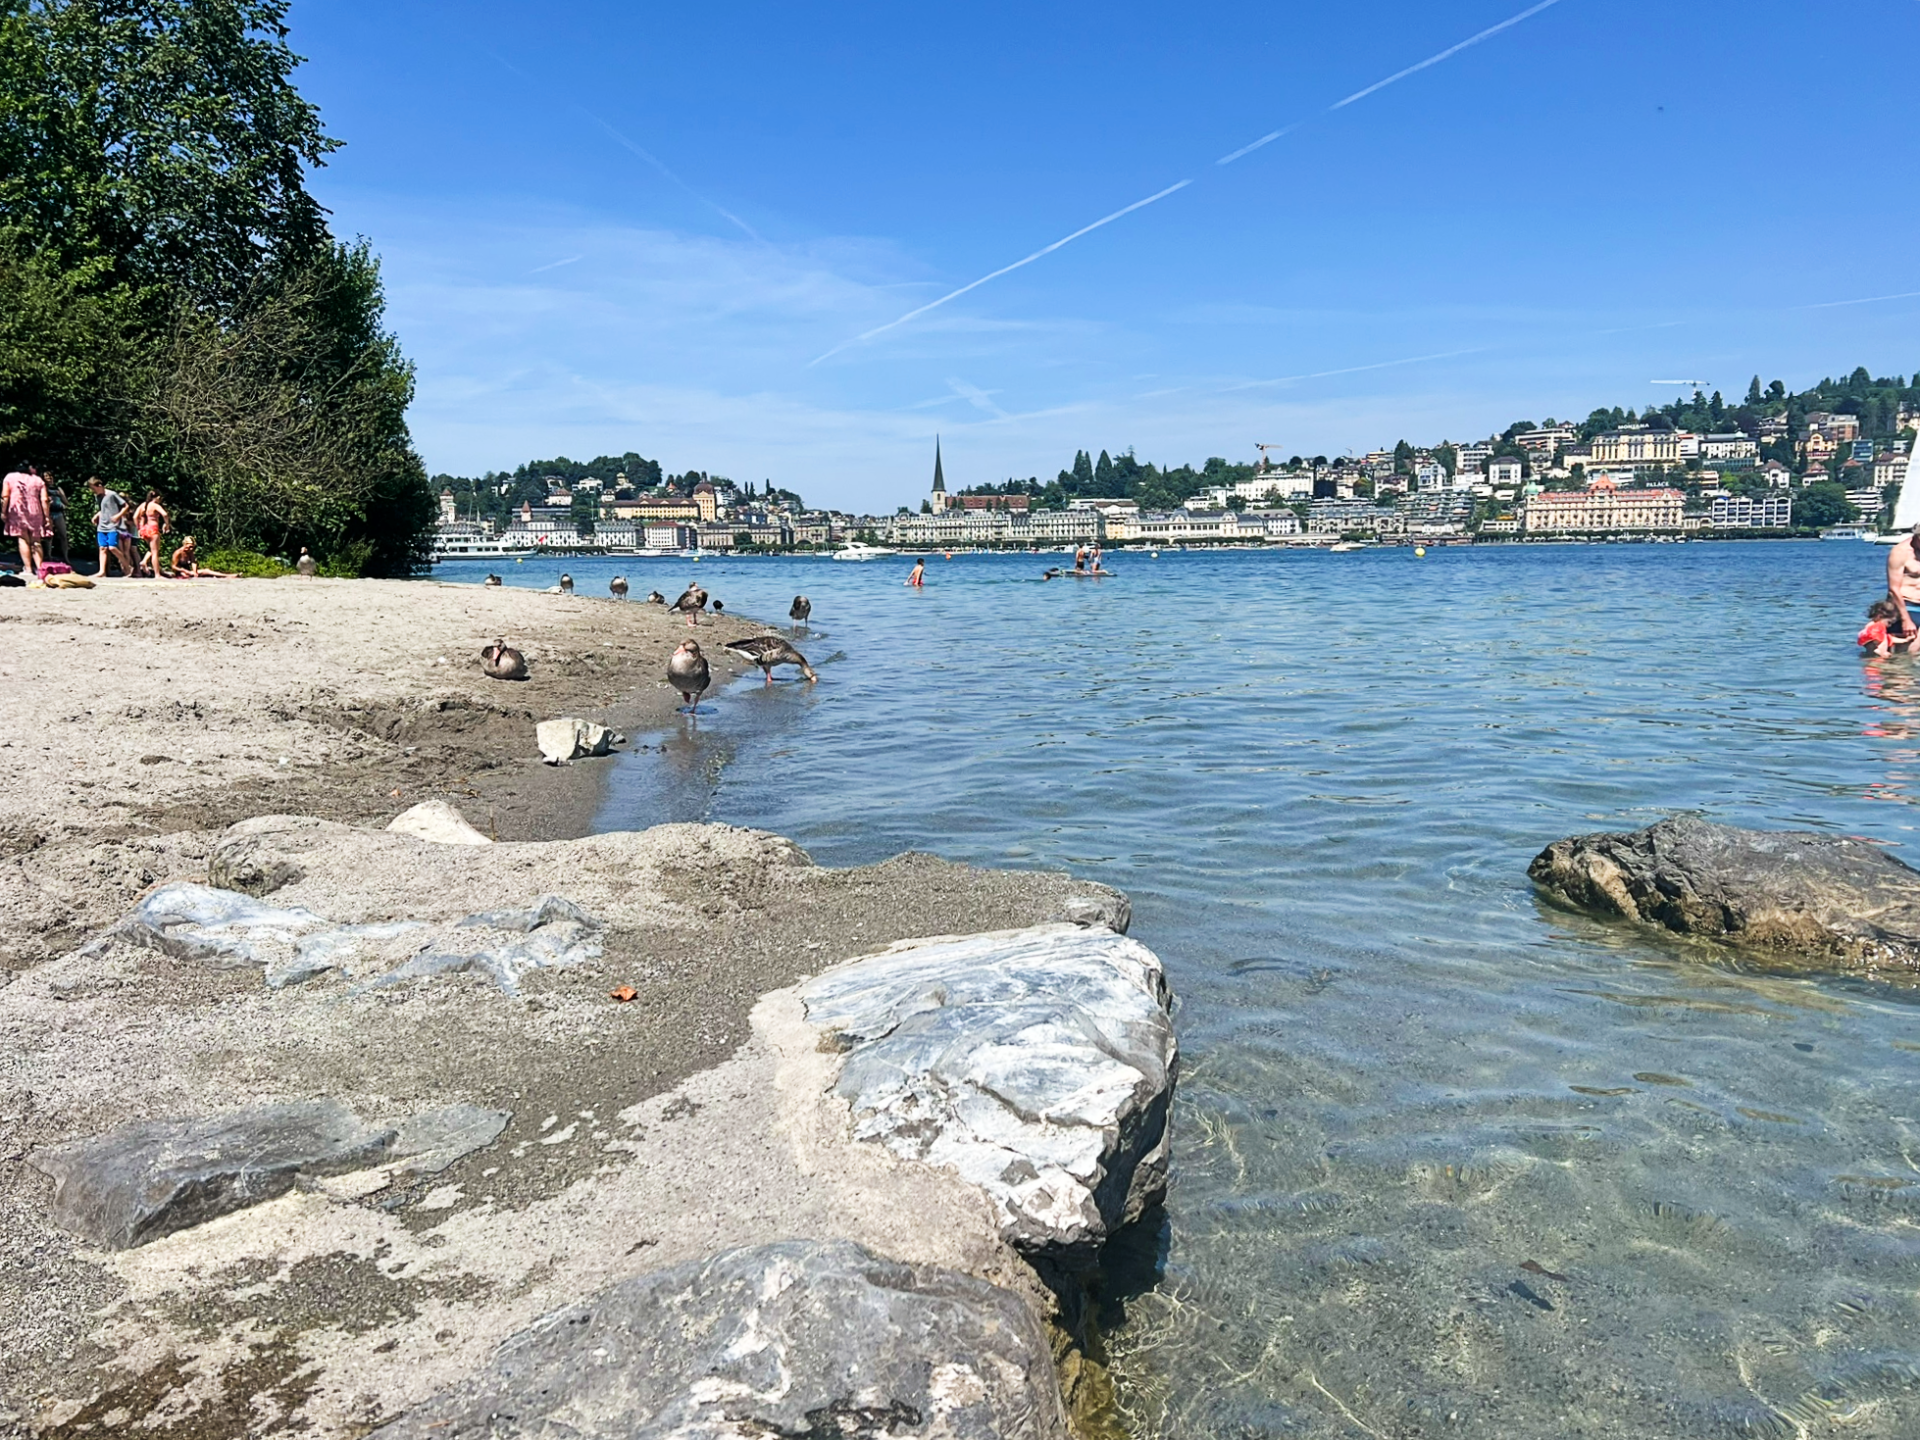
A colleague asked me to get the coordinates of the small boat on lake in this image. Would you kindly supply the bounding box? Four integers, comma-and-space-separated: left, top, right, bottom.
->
832, 541, 899, 561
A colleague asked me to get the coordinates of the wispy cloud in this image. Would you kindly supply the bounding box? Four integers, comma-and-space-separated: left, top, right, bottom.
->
947, 377, 1010, 419
529, 254, 582, 274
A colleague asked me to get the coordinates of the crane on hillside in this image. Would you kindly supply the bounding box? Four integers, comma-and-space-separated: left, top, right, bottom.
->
1255, 443, 1282, 474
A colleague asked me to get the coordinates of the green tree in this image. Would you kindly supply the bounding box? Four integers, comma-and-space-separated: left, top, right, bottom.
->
1071, 449, 1094, 488
1795, 481, 1858, 529
570, 488, 596, 537
1093, 449, 1115, 494
0, 0, 433, 572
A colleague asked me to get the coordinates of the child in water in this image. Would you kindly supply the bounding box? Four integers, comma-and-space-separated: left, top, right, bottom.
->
906, 558, 925, 587
1859, 599, 1909, 657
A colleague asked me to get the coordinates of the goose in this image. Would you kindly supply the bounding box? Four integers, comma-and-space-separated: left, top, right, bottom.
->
668, 583, 708, 627
484, 573, 503, 587
559, 572, 574, 595
711, 599, 725, 616
789, 595, 811, 626
724, 635, 818, 686
646, 589, 666, 605
667, 640, 710, 711
609, 575, 629, 600
480, 638, 528, 680
295, 547, 316, 577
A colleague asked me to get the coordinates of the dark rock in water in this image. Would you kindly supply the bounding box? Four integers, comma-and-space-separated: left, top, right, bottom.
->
368, 1239, 1069, 1440
1529, 814, 1920, 971
797, 925, 1175, 1263
31, 1100, 396, 1248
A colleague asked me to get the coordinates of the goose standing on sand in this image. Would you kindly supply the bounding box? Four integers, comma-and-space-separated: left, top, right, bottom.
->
295, 547, 316, 577
668, 583, 708, 627
480, 639, 528, 680
712, 599, 725, 616
609, 575, 629, 600
646, 589, 666, 605
559, 572, 574, 595
484, 573, 502, 587
789, 595, 811, 628
667, 640, 710, 712
725, 635, 818, 686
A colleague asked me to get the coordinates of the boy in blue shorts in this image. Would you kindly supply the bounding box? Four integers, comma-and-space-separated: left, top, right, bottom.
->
88, 477, 131, 576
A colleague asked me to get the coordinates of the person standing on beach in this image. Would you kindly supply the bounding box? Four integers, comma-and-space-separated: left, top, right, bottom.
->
45, 478, 68, 564
906, 557, 925, 588
88, 479, 131, 576
2, 464, 51, 575
132, 491, 168, 577
1888, 523, 1920, 639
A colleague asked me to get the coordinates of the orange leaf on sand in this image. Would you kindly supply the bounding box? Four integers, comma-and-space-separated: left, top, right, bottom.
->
609, 985, 638, 1003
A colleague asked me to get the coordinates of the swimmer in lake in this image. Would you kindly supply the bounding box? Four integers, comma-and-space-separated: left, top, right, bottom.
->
906, 558, 925, 587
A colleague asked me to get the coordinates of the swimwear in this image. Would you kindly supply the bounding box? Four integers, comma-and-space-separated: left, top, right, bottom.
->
96, 530, 117, 548
1861, 620, 1891, 648
139, 522, 159, 541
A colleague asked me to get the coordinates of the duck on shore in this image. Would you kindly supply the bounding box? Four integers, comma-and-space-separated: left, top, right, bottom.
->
559, 573, 574, 595
484, 573, 502, 587
480, 639, 528, 681
725, 635, 818, 686
295, 548, 316, 577
646, 590, 666, 605
668, 639, 710, 712
668, 584, 708, 627
609, 575, 629, 600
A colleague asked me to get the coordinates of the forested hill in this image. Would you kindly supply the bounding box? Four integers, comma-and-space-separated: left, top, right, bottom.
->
948, 366, 1919, 511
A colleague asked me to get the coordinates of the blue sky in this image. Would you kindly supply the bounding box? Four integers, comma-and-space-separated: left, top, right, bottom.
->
294, 0, 1920, 511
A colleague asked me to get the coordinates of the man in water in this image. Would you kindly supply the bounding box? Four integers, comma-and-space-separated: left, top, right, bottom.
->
1888, 522, 1920, 639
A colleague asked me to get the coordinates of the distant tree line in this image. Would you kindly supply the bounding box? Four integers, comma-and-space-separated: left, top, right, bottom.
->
0, 0, 435, 574
432, 451, 804, 529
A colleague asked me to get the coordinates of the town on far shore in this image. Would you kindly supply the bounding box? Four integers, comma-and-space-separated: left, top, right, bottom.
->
428, 369, 1917, 557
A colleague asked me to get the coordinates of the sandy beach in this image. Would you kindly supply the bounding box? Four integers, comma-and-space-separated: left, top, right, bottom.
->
0, 576, 765, 972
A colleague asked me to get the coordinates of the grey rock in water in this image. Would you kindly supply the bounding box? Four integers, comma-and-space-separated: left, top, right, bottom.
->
94, 882, 426, 987
369, 1239, 1069, 1440
798, 924, 1176, 1261
1529, 814, 1920, 971
31, 1100, 395, 1249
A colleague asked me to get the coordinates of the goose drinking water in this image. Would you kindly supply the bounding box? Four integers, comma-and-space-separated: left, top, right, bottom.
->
724, 635, 818, 685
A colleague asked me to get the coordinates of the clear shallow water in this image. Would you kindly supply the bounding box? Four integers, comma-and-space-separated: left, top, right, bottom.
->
438, 546, 1920, 1438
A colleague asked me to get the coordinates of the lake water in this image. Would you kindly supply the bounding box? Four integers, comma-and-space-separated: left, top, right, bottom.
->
437, 543, 1920, 1439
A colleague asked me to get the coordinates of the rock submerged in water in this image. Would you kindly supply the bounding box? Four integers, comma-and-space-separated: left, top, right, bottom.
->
1528, 814, 1920, 971
369, 1239, 1069, 1440
798, 923, 1176, 1261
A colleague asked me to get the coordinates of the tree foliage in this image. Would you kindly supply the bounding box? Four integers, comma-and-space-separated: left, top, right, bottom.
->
0, 0, 432, 573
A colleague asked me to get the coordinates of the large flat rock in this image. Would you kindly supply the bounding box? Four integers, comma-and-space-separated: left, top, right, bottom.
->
30, 1100, 397, 1249
370, 1239, 1068, 1440
798, 924, 1176, 1261
1529, 814, 1920, 972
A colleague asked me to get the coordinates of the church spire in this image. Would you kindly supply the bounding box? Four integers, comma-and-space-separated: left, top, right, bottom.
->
932, 436, 946, 494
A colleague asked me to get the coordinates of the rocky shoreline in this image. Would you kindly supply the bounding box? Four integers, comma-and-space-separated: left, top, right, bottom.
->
0, 580, 1177, 1439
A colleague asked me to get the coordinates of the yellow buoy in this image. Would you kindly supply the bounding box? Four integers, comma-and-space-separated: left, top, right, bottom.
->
1413, 546, 1427, 557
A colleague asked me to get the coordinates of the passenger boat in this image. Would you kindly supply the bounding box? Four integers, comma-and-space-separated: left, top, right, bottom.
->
831, 541, 899, 561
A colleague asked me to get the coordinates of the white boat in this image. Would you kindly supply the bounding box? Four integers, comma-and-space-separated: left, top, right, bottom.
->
1872, 458, 1914, 542
1822, 524, 1872, 541
831, 541, 898, 561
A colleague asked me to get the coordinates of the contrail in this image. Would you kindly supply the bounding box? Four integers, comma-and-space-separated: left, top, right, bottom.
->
1799, 289, 1920, 310
580, 112, 766, 244
1329, 0, 1567, 111
809, 180, 1191, 363
530, 255, 583, 274
1222, 347, 1488, 392
812, 0, 1569, 364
